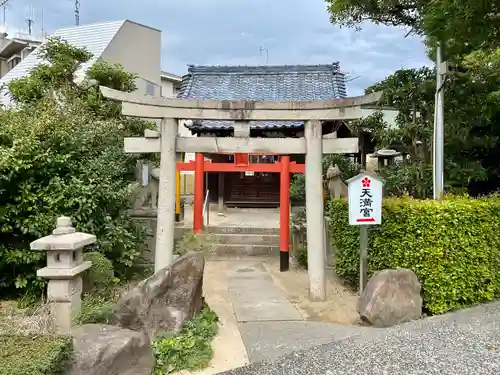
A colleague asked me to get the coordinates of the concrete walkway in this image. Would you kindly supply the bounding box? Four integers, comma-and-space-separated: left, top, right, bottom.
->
182, 261, 250, 375
182, 206, 280, 228
196, 259, 366, 373
227, 262, 301, 322
202, 259, 500, 375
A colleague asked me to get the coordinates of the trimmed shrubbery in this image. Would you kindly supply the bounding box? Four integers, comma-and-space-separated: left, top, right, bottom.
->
0, 334, 72, 375
328, 196, 500, 314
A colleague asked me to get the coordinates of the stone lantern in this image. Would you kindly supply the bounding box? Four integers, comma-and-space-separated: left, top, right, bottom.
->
30, 216, 95, 333
371, 149, 401, 170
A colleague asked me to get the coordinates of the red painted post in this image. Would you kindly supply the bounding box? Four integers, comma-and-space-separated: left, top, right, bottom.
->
279, 155, 291, 272
193, 152, 205, 233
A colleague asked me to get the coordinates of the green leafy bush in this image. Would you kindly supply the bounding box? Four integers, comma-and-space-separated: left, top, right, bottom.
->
82, 252, 119, 293
0, 38, 153, 298
153, 304, 219, 374
290, 155, 360, 201
0, 334, 72, 375
328, 197, 500, 314
291, 208, 308, 268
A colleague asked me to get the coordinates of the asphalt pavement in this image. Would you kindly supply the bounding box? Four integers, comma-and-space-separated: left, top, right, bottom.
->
218, 301, 500, 375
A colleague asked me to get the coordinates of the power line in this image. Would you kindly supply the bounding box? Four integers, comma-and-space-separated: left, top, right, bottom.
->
345, 75, 361, 83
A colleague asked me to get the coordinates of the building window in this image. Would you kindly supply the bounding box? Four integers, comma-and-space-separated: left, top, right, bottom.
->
22, 47, 33, 60
146, 82, 155, 96
7, 56, 21, 71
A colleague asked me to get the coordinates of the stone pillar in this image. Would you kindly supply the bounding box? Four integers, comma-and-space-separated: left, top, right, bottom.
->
155, 117, 178, 272
30, 216, 95, 333
218, 172, 225, 213
305, 120, 326, 301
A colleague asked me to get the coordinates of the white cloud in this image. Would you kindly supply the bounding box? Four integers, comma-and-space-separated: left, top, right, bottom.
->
4, 0, 430, 95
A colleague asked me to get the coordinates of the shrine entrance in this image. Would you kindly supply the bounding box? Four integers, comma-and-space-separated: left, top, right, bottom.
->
100, 86, 381, 301
225, 154, 281, 207
177, 152, 304, 271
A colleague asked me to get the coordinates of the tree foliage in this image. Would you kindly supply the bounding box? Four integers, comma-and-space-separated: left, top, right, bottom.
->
326, 0, 424, 31
327, 0, 500, 196
289, 154, 360, 201
0, 38, 152, 298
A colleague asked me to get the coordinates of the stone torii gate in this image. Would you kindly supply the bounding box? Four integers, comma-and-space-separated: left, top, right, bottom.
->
100, 86, 381, 301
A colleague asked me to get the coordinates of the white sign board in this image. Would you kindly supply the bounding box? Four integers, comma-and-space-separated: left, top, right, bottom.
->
347, 173, 383, 225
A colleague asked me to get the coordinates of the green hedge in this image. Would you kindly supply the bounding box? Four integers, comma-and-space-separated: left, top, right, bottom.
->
0, 334, 72, 375
328, 197, 500, 314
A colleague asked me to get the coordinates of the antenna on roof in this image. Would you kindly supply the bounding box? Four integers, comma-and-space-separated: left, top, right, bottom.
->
0, 0, 12, 27
41, 8, 44, 36
74, 0, 79, 26
25, 5, 34, 35
259, 46, 269, 65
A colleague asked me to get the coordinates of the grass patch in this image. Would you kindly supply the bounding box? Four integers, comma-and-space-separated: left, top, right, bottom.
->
153, 304, 219, 374
76, 281, 139, 325
0, 334, 72, 375
76, 294, 116, 325
294, 246, 308, 269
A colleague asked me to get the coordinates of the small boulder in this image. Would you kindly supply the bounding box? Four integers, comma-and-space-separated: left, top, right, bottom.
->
357, 268, 422, 327
66, 324, 154, 375
110, 251, 204, 340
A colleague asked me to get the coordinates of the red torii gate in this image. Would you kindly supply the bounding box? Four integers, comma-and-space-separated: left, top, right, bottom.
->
177, 152, 305, 271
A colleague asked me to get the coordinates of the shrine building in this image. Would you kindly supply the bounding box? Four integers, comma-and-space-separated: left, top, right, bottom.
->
177, 63, 370, 208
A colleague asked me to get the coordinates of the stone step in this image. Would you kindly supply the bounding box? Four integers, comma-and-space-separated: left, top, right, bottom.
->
208, 233, 280, 246
206, 226, 280, 235
213, 244, 280, 256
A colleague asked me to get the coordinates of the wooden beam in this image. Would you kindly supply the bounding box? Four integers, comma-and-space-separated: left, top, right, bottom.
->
176, 160, 305, 173
176, 137, 359, 154
124, 137, 160, 153
100, 86, 382, 121
233, 121, 250, 137
123, 137, 359, 154
101, 86, 382, 111
121, 101, 364, 121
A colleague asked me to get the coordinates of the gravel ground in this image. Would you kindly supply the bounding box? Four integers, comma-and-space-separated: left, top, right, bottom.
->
218, 301, 500, 375
264, 258, 361, 325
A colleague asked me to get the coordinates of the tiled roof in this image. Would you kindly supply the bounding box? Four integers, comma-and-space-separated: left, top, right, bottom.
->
178, 63, 347, 130
0, 20, 126, 106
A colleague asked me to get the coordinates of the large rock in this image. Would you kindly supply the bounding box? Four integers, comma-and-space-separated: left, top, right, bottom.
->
66, 324, 154, 375
357, 268, 422, 327
110, 251, 205, 340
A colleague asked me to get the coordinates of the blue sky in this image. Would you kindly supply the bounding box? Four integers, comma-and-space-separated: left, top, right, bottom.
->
4, 0, 430, 95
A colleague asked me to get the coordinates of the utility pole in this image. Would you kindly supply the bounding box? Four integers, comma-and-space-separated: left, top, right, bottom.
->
433, 43, 445, 200
75, 0, 80, 26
